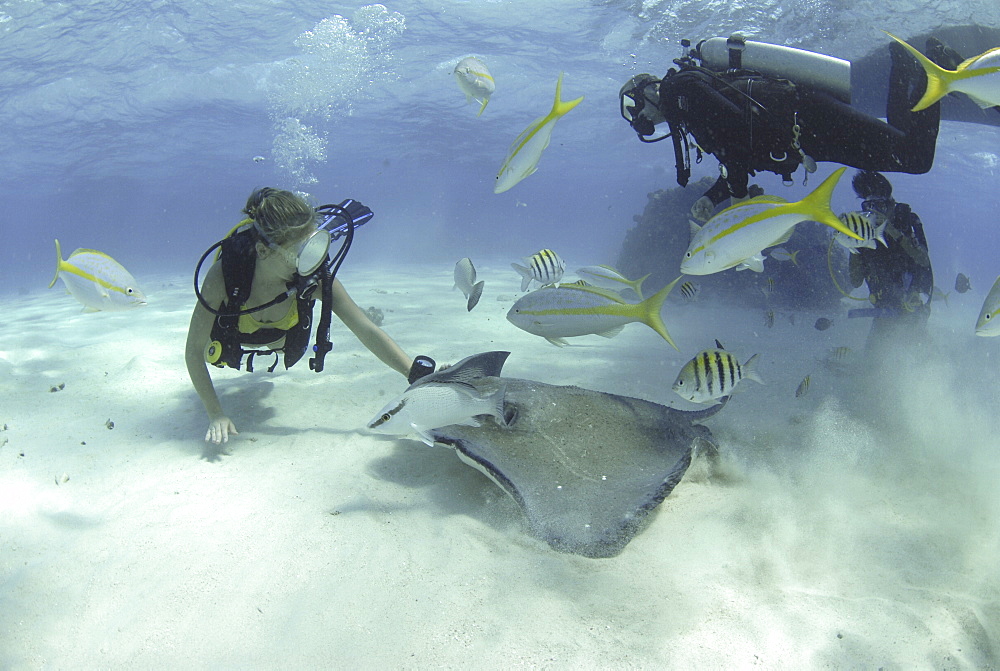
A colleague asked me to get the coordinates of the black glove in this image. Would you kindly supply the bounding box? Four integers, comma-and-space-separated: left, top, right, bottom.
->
407, 355, 436, 384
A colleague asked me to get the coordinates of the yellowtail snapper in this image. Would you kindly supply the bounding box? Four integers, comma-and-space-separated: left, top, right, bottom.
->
506, 277, 681, 349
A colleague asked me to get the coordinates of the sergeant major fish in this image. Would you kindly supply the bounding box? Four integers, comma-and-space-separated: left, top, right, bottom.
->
506, 277, 681, 349
367, 351, 510, 446
512, 249, 565, 291
494, 72, 583, 193
835, 211, 887, 254
454, 257, 485, 311
453, 56, 495, 117
672, 340, 764, 405
681, 168, 861, 275
49, 239, 147, 311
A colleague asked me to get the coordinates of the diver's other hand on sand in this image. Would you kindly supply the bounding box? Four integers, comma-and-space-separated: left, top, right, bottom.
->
206, 417, 238, 444
690, 196, 714, 222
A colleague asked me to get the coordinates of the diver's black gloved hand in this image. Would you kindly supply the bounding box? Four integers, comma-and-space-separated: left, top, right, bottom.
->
337, 198, 374, 227
407, 355, 436, 384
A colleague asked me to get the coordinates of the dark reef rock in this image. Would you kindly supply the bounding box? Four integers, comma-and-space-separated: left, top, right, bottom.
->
615, 179, 851, 311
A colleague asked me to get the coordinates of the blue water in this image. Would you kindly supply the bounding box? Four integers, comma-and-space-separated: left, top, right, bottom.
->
2, 3, 1000, 665
3, 0, 999, 294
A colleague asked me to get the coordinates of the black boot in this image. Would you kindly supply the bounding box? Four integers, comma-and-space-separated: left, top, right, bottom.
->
925, 37, 963, 70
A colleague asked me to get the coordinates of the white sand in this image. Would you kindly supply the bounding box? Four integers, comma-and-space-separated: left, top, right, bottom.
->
2, 261, 998, 668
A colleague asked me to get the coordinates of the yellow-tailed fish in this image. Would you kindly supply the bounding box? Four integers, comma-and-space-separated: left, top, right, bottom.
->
494, 72, 583, 193
575, 265, 648, 299
672, 340, 763, 405
453, 56, 495, 117
836, 211, 887, 253
681, 167, 860, 275
506, 276, 681, 349
884, 31, 1000, 112
975, 275, 1000, 336
511, 248, 565, 291
49, 239, 147, 311
768, 247, 801, 265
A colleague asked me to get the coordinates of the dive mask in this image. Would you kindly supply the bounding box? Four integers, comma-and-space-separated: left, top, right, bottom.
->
253, 199, 374, 277
254, 220, 331, 277
619, 74, 664, 137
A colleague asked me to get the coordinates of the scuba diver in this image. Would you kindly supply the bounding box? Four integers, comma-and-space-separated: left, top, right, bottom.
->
619, 33, 964, 220
185, 187, 436, 445
845, 170, 934, 349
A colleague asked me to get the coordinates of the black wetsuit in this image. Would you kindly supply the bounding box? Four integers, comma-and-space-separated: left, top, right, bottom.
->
849, 201, 934, 330
658, 43, 941, 205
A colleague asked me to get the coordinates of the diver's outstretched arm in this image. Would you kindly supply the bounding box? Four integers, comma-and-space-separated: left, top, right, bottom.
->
329, 278, 413, 378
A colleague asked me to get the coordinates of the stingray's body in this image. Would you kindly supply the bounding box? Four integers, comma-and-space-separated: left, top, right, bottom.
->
427, 370, 723, 558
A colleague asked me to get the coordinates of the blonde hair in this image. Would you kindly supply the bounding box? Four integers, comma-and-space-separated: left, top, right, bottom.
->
243, 187, 316, 246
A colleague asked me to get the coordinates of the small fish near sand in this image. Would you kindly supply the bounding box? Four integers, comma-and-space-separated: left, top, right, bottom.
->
453, 258, 485, 311
367, 351, 511, 446
453, 56, 495, 117
512, 249, 565, 291
955, 273, 972, 294
49, 239, 147, 311
672, 340, 763, 405
507, 277, 681, 349
795, 374, 811, 398
975, 275, 1000, 337
494, 72, 583, 193
575, 265, 648, 299
814, 317, 834, 331
681, 168, 861, 275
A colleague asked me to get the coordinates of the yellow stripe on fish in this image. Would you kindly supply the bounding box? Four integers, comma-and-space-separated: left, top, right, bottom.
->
49, 239, 147, 311
681, 168, 861, 275
506, 276, 681, 350
494, 72, 583, 193
884, 31, 1000, 112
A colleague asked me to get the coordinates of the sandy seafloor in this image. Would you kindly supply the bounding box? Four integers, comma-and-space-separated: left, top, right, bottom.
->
1, 259, 998, 669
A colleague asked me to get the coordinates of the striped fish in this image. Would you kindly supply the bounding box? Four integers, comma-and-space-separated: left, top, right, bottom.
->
679, 280, 700, 302
835, 211, 887, 254
511, 249, 565, 291
49, 239, 147, 312
672, 340, 763, 405
796, 374, 811, 398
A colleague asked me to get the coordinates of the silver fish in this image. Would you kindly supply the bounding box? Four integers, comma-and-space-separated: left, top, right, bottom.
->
672, 341, 764, 405
367, 351, 510, 446
454, 258, 485, 311
835, 211, 887, 254
511, 249, 565, 291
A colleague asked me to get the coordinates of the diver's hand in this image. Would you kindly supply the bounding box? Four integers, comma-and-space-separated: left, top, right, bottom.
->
205, 417, 238, 444
690, 196, 715, 222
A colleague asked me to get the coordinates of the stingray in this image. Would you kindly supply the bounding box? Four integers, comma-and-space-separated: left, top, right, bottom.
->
410, 352, 725, 558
